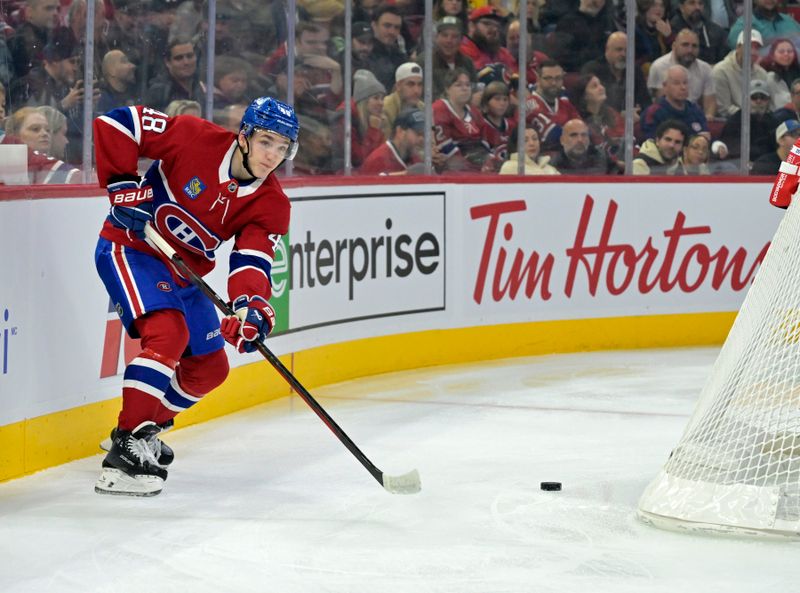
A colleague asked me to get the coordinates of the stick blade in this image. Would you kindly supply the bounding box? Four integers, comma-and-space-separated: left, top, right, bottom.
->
382, 469, 421, 495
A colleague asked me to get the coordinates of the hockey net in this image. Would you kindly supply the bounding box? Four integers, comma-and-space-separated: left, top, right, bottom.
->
638, 198, 800, 538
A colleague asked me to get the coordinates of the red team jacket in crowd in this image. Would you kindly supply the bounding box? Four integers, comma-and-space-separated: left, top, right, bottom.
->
93, 105, 290, 304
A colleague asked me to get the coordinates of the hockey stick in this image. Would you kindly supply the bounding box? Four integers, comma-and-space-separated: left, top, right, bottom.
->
143, 223, 421, 495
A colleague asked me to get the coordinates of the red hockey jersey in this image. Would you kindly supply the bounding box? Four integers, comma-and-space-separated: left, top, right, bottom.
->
93, 105, 291, 304
432, 98, 491, 171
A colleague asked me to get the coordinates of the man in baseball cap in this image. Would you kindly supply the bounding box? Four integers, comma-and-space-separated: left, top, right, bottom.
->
381, 62, 424, 137
461, 4, 516, 71
752, 119, 800, 175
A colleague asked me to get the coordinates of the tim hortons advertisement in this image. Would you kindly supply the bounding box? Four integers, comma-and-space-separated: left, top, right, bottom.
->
460, 183, 782, 322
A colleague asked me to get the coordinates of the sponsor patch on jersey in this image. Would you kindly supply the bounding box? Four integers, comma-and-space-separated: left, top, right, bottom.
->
183, 176, 206, 200
157, 281, 172, 292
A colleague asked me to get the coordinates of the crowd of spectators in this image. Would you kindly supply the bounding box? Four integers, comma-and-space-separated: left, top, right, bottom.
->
2, 0, 800, 183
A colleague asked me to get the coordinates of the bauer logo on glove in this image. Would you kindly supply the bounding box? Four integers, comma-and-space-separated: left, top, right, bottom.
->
220, 295, 276, 353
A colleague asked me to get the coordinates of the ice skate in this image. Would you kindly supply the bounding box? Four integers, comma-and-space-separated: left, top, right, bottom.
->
95, 421, 169, 497
99, 418, 174, 467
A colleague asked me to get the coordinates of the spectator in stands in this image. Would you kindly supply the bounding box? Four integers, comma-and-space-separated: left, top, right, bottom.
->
433, 67, 492, 172
713, 30, 782, 117
9, 0, 59, 78
582, 31, 650, 119
752, 118, 800, 175
499, 126, 560, 174
342, 69, 387, 169
211, 56, 252, 110
460, 6, 516, 72
144, 38, 206, 115
635, 0, 671, 74
214, 103, 247, 134
337, 22, 374, 72
633, 118, 688, 174
728, 0, 800, 50
648, 28, 716, 118
382, 62, 424, 138
261, 22, 332, 78
675, 133, 711, 174
103, 0, 146, 87
361, 108, 426, 175
293, 115, 335, 176
553, 0, 616, 73
137, 0, 179, 98
37, 104, 67, 160
96, 49, 138, 113
550, 118, 616, 174
165, 100, 201, 118
505, 18, 550, 88
571, 73, 625, 160
434, 0, 469, 30
641, 64, 710, 139
669, 0, 728, 64
720, 79, 780, 164
525, 59, 580, 151
416, 17, 475, 100
11, 26, 78, 108
774, 77, 800, 123
369, 4, 408, 91
2, 105, 79, 183
480, 81, 516, 166
760, 38, 800, 108
7, 106, 50, 153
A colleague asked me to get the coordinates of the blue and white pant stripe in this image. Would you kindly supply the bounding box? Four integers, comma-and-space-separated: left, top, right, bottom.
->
162, 374, 203, 412
123, 355, 173, 400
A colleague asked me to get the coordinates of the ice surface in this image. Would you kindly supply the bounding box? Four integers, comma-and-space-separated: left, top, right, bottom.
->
2, 347, 800, 593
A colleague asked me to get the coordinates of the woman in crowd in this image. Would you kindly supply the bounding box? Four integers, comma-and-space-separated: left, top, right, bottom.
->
571, 74, 625, 160
760, 38, 800, 108
675, 134, 711, 175
348, 69, 387, 169
5, 107, 51, 154
2, 106, 79, 184
499, 126, 559, 175
433, 0, 468, 29
433, 67, 492, 172
37, 106, 69, 161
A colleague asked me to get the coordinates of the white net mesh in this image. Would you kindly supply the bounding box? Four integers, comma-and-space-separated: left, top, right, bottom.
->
638, 198, 800, 537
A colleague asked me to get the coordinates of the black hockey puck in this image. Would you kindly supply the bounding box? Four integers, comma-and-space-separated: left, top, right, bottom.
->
540, 481, 562, 491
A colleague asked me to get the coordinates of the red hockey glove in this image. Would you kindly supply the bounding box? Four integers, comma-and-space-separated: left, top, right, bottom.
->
107, 177, 154, 237
770, 143, 800, 209
220, 295, 276, 353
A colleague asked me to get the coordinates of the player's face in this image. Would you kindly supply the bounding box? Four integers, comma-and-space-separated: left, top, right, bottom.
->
242, 129, 292, 177
20, 112, 51, 153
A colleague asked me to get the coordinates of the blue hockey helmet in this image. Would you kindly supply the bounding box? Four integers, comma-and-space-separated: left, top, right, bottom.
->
240, 97, 300, 160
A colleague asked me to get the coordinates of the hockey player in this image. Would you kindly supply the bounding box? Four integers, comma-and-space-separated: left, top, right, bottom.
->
92, 97, 299, 496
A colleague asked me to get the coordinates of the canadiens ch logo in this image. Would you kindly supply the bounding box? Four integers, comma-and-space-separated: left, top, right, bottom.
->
183, 176, 206, 199
157, 281, 172, 292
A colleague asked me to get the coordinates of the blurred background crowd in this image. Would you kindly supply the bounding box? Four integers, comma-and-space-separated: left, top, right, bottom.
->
3, 0, 800, 183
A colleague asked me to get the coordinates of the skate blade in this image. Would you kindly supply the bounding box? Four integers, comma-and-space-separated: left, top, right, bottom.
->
94, 468, 164, 497
99, 436, 112, 452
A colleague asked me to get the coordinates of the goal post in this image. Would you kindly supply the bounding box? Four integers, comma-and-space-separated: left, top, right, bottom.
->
638, 197, 800, 538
